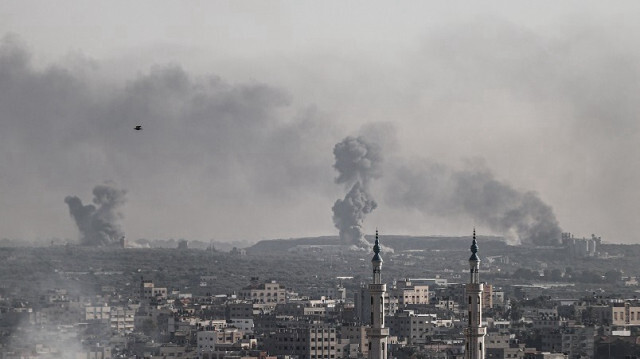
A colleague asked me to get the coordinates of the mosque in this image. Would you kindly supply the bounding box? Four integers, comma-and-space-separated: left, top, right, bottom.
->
366, 229, 485, 359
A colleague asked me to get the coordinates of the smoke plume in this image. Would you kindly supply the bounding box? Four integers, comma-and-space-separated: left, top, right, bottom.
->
332, 136, 382, 247
388, 160, 562, 245
64, 183, 126, 246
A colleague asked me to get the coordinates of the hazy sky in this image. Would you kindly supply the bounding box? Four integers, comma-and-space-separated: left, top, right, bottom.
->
1, 1, 640, 244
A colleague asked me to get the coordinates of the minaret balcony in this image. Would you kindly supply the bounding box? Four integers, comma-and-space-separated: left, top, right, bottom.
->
368, 283, 386, 292
366, 327, 390, 337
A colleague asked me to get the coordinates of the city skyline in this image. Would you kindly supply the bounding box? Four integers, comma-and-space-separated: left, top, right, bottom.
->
1, 1, 640, 244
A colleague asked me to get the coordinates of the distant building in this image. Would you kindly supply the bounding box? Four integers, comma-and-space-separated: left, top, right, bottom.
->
263, 323, 339, 358
238, 279, 286, 304
227, 301, 257, 319
110, 306, 135, 333
85, 305, 110, 321
197, 329, 244, 358
139, 278, 168, 301
389, 279, 429, 307
387, 310, 453, 344
341, 323, 369, 357
561, 326, 595, 359
482, 284, 493, 310
561, 233, 599, 258
611, 301, 640, 326
485, 333, 525, 359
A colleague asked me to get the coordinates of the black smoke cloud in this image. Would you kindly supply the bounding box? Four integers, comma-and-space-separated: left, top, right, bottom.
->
65, 183, 127, 246
332, 136, 382, 247
387, 159, 562, 245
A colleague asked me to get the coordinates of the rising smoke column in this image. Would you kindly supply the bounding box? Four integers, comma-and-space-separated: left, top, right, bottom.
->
388, 160, 562, 245
332, 136, 382, 248
64, 183, 127, 246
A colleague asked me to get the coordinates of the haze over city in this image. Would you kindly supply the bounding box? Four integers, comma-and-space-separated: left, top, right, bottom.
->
1, 1, 640, 244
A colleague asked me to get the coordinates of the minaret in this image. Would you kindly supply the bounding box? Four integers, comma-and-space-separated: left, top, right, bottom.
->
465, 229, 486, 359
367, 230, 389, 359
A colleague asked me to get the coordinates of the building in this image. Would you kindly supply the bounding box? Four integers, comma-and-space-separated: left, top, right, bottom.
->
367, 230, 390, 359
238, 279, 286, 304
85, 305, 110, 321
227, 301, 257, 319
197, 329, 245, 358
387, 310, 454, 344
264, 323, 338, 359
560, 325, 595, 359
139, 279, 168, 301
465, 230, 486, 359
389, 279, 429, 307
611, 301, 640, 326
341, 323, 369, 357
110, 306, 136, 333
485, 333, 525, 359
482, 284, 493, 310
561, 233, 599, 258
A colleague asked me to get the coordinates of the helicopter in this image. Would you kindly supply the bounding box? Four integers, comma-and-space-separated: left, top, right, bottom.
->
134, 125, 142, 131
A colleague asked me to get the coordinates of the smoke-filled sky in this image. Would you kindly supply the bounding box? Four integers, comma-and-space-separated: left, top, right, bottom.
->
1, 1, 640, 244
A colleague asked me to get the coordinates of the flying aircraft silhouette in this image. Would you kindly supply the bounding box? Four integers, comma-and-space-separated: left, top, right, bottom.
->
134, 125, 142, 131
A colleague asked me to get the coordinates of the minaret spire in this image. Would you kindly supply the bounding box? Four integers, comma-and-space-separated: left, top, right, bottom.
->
465, 229, 486, 359
367, 229, 389, 359
373, 229, 381, 263
470, 228, 479, 262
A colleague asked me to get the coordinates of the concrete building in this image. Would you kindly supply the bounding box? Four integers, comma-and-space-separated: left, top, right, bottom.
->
139, 279, 167, 301
238, 279, 286, 304
387, 310, 454, 344
389, 279, 429, 307
341, 323, 369, 357
264, 323, 338, 359
110, 306, 136, 333
197, 329, 244, 358
560, 326, 595, 359
229, 318, 255, 334
611, 301, 640, 326
485, 333, 525, 359
561, 233, 599, 258
227, 301, 257, 319
465, 230, 486, 359
482, 284, 493, 310
85, 305, 110, 321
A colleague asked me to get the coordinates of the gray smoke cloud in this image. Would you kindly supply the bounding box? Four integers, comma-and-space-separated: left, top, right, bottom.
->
387, 160, 562, 245
64, 183, 126, 246
332, 136, 382, 247
0, 34, 338, 241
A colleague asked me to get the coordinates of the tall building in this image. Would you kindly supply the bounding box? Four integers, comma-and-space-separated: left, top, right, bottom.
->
465, 230, 486, 359
367, 230, 389, 359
